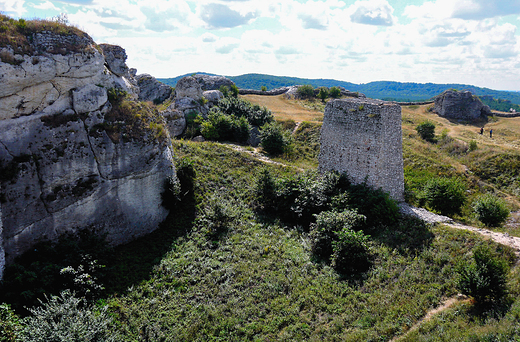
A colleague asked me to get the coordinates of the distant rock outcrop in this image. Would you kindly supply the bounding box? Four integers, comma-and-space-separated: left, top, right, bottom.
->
193, 74, 235, 91
0, 24, 176, 270
434, 90, 491, 120
136, 74, 172, 104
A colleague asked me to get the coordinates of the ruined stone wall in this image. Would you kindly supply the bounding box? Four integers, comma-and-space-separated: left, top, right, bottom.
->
318, 98, 404, 201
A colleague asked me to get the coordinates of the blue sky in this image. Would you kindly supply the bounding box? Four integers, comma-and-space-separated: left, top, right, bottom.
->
2, 0, 520, 90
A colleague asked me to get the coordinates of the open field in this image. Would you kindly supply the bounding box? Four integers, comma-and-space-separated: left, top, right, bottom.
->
242, 94, 324, 123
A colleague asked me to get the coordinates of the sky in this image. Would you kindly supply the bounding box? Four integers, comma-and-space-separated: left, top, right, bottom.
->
2, 0, 520, 91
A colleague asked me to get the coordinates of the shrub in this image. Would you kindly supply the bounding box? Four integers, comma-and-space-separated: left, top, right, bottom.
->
255, 168, 277, 211
329, 86, 341, 99
297, 85, 315, 99
21, 290, 118, 342
457, 244, 509, 304
216, 96, 273, 127
176, 157, 196, 198
0, 303, 21, 342
200, 109, 250, 143
421, 177, 467, 216
161, 175, 181, 209
197, 196, 241, 239
261, 86, 267, 92
259, 122, 292, 155
309, 209, 366, 262
219, 85, 229, 97
341, 183, 400, 227
416, 121, 436, 142
472, 194, 510, 227
331, 227, 371, 274
469, 140, 478, 151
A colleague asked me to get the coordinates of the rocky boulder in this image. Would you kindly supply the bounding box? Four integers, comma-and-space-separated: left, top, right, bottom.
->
203, 90, 223, 104
136, 74, 172, 104
161, 106, 187, 137
175, 76, 203, 100
434, 90, 491, 121
193, 74, 235, 91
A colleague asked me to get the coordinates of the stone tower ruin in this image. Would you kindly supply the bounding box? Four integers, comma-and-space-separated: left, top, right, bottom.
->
318, 98, 404, 202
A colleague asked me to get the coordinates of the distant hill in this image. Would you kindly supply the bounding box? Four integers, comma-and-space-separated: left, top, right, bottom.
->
158, 73, 520, 106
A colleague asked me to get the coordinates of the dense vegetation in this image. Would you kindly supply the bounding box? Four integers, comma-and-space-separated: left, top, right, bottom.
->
159, 73, 520, 105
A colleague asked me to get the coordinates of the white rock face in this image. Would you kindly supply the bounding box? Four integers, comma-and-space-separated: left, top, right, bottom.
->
161, 106, 186, 137
0, 29, 176, 274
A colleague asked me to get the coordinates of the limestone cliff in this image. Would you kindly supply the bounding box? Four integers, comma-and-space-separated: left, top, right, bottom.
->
0, 19, 176, 268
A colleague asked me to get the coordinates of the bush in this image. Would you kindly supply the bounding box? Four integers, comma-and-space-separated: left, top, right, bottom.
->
260, 122, 292, 155
197, 196, 242, 239
458, 244, 509, 304
341, 183, 400, 227
297, 85, 315, 99
416, 121, 436, 142
176, 157, 196, 198
261, 86, 267, 92
0, 304, 21, 342
216, 96, 273, 127
309, 209, 366, 262
21, 290, 118, 342
230, 84, 239, 98
421, 177, 467, 216
331, 227, 371, 274
329, 86, 341, 99
255, 168, 277, 211
200, 109, 250, 143
472, 194, 510, 227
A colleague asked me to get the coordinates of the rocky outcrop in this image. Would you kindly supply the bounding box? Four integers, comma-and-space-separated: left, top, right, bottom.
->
239, 87, 292, 96
193, 74, 235, 91
434, 90, 491, 121
0, 24, 176, 269
0, 34, 137, 121
136, 74, 172, 104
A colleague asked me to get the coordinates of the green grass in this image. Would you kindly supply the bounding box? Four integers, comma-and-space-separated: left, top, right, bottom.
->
98, 140, 518, 341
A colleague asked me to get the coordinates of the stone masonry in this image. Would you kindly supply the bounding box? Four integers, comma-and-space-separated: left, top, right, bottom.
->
318, 98, 404, 202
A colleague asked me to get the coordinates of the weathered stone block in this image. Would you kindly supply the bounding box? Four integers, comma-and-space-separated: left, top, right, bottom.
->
318, 98, 404, 201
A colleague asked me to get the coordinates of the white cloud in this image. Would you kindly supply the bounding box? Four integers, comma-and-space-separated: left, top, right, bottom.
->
32, 1, 59, 11
350, 0, 395, 26
453, 0, 520, 20
200, 3, 257, 29
0, 0, 26, 16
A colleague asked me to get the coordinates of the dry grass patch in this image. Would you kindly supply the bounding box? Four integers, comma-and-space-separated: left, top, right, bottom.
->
242, 94, 324, 123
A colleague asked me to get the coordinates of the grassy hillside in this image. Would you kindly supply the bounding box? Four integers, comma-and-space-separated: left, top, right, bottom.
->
3, 96, 520, 341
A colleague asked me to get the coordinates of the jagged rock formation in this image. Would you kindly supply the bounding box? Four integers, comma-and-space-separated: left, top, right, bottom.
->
434, 90, 491, 121
319, 98, 404, 201
202, 90, 223, 105
193, 74, 235, 91
175, 76, 203, 100
0, 23, 176, 269
136, 73, 172, 104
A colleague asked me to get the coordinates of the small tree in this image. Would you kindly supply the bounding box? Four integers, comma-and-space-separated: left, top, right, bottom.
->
261, 86, 267, 92
329, 86, 341, 99
230, 84, 239, 98
472, 194, 510, 227
458, 244, 509, 304
416, 121, 436, 142
318, 87, 329, 102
